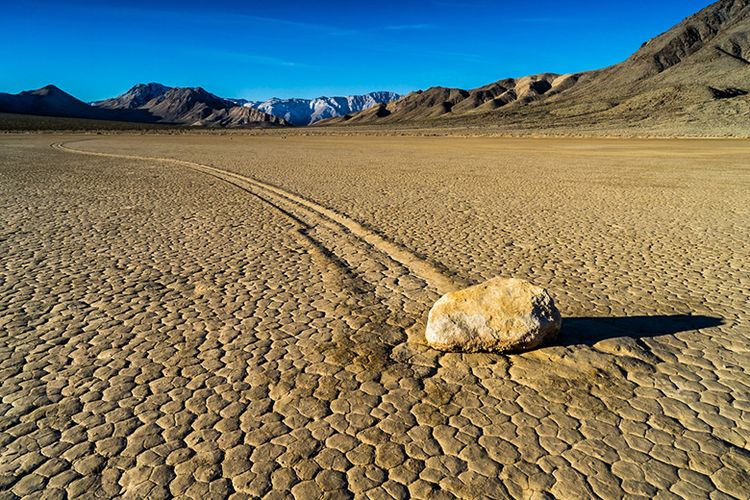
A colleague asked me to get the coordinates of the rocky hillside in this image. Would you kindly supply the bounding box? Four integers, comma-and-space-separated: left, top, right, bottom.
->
324, 0, 750, 133
192, 105, 288, 128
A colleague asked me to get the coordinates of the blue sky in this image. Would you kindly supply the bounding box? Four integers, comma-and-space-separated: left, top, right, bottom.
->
2, 0, 711, 101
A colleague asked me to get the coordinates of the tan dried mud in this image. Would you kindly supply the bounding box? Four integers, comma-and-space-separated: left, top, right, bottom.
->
1, 134, 749, 498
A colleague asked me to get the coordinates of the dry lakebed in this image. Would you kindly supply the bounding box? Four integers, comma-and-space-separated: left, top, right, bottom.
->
1, 133, 749, 498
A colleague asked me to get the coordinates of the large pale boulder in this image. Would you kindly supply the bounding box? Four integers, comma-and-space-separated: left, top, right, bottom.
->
425, 277, 562, 353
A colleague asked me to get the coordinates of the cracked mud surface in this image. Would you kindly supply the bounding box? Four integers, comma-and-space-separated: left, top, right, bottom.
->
1, 134, 749, 498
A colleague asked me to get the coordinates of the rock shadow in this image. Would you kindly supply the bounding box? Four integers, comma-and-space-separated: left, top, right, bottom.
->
557, 314, 724, 347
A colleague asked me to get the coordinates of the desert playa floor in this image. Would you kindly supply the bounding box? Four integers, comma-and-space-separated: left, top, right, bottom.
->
1, 134, 749, 498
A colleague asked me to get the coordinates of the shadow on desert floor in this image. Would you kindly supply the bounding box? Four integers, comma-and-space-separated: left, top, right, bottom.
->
558, 314, 724, 347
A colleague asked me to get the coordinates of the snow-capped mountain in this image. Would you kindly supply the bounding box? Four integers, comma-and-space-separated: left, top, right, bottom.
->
249, 92, 400, 126
224, 97, 258, 107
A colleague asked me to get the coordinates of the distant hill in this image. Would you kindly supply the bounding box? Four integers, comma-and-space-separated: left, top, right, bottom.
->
249, 92, 400, 126
0, 85, 142, 121
323, 0, 750, 134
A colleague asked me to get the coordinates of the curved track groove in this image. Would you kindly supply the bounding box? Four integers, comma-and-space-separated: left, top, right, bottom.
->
52, 141, 464, 295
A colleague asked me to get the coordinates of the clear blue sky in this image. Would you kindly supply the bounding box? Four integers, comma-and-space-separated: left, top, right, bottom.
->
2, 0, 711, 101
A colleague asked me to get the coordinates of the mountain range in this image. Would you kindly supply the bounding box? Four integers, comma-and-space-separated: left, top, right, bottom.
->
0, 83, 400, 128
91, 85, 400, 126
322, 0, 750, 133
1, 0, 748, 133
